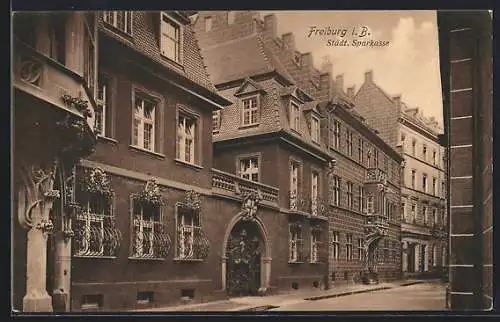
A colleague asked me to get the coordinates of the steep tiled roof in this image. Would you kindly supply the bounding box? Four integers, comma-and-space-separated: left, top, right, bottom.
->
98, 12, 217, 94
200, 33, 295, 85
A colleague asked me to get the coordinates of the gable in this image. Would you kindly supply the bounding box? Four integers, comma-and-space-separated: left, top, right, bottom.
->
234, 78, 267, 97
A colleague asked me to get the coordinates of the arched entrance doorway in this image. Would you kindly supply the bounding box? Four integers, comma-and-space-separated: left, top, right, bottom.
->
225, 220, 264, 296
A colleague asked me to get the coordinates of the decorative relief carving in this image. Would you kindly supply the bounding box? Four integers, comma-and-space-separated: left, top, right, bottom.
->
239, 191, 262, 222
133, 178, 165, 206
179, 190, 201, 211
19, 56, 43, 86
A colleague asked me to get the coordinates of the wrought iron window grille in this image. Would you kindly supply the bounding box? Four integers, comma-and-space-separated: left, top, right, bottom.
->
175, 194, 209, 261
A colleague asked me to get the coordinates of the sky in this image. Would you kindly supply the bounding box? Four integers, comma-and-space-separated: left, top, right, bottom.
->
259, 10, 444, 126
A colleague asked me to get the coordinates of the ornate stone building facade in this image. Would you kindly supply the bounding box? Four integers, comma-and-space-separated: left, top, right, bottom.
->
354, 71, 448, 278
194, 11, 403, 287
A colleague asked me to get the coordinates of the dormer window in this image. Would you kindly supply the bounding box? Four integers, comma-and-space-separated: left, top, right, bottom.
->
103, 11, 133, 35
311, 115, 320, 143
241, 95, 260, 126
290, 102, 301, 132
160, 13, 182, 64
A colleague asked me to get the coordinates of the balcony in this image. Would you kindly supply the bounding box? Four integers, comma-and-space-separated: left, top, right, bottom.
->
211, 169, 279, 204
365, 168, 387, 184
13, 38, 96, 132
364, 213, 389, 246
288, 191, 328, 219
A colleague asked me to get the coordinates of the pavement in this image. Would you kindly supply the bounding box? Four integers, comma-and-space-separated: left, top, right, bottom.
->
131, 279, 431, 312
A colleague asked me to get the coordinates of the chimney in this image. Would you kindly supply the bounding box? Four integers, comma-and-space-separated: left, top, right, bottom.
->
263, 14, 277, 38
320, 56, 333, 75
301, 52, 313, 68
335, 74, 344, 92
347, 85, 356, 97
364, 70, 373, 83
392, 95, 401, 109
282, 33, 295, 51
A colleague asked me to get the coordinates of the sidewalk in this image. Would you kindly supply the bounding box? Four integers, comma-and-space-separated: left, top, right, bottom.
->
131, 279, 427, 312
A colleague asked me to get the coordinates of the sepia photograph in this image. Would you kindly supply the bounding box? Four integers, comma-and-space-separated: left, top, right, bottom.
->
11, 9, 492, 314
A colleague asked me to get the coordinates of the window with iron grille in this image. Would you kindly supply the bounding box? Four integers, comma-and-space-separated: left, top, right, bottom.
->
103, 11, 133, 35
346, 234, 353, 261
289, 223, 304, 263
175, 206, 208, 261
133, 94, 156, 151
331, 176, 341, 206
346, 181, 354, 209
241, 95, 259, 126
331, 231, 339, 260
131, 201, 164, 259
177, 112, 198, 164
160, 13, 182, 63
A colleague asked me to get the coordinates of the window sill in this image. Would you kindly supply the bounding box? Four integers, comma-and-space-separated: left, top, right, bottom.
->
239, 123, 260, 130
175, 159, 203, 170
309, 261, 322, 265
97, 135, 118, 144
128, 256, 165, 261
73, 255, 117, 259
159, 53, 184, 70
173, 258, 204, 263
129, 145, 166, 159
288, 261, 305, 264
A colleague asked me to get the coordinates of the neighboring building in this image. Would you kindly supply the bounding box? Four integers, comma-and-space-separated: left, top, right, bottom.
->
194, 11, 403, 287
437, 10, 493, 310
354, 71, 448, 278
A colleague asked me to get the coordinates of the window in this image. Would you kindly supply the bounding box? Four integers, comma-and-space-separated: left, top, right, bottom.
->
346, 130, 353, 156
49, 13, 66, 65
131, 200, 162, 258
239, 157, 259, 182
411, 169, 416, 189
357, 239, 364, 261
310, 230, 321, 263
358, 138, 364, 163
176, 207, 204, 260
95, 73, 112, 137
423, 206, 428, 225
311, 171, 319, 214
290, 162, 299, 209
83, 13, 97, 96
242, 96, 259, 126
433, 150, 437, 165
204, 16, 212, 32
331, 232, 339, 260
367, 147, 372, 167
432, 245, 438, 267
333, 120, 341, 149
346, 234, 353, 261
289, 223, 304, 262
74, 193, 110, 257
401, 202, 406, 221
358, 186, 365, 212
290, 102, 300, 131
311, 115, 320, 142
432, 177, 437, 196
177, 113, 197, 164
133, 94, 156, 151
367, 195, 374, 213
423, 145, 428, 161
160, 13, 181, 63
227, 11, 236, 24
422, 173, 428, 192
346, 182, 354, 209
212, 110, 221, 132
103, 11, 132, 34
433, 209, 438, 226
411, 204, 416, 223
331, 176, 341, 206
412, 139, 416, 156
374, 149, 379, 167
